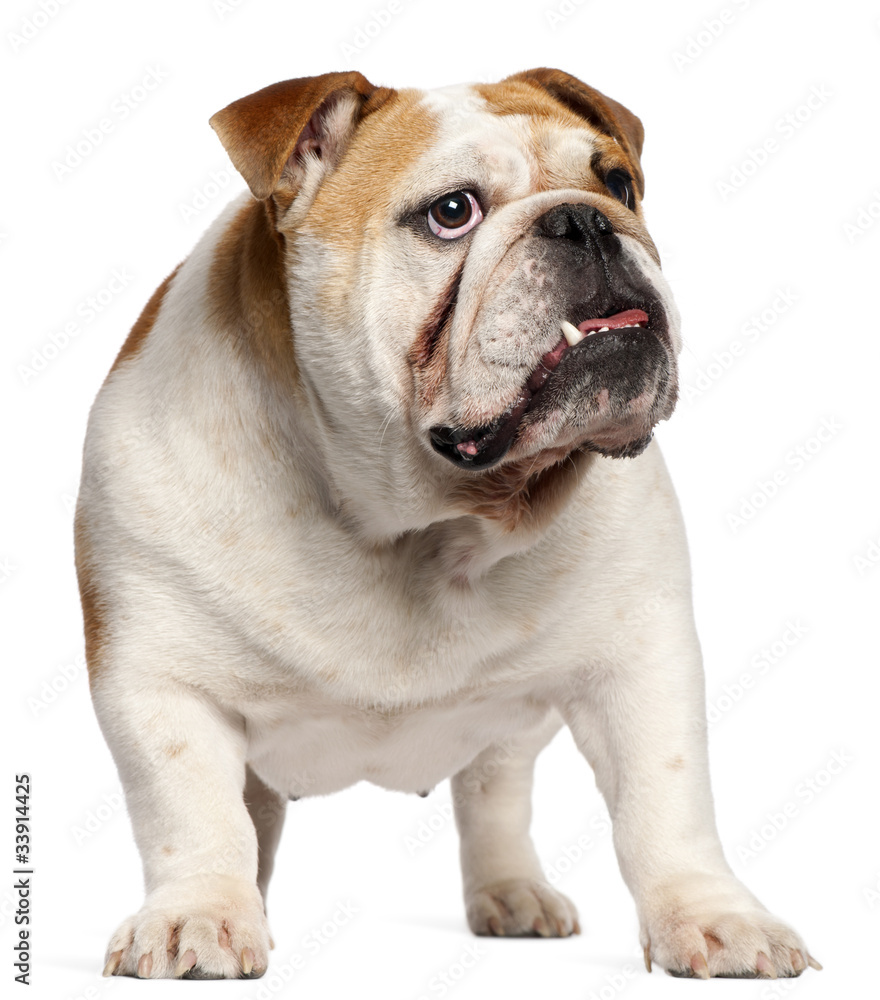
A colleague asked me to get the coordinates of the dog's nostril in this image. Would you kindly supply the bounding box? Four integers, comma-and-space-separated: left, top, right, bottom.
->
535, 203, 615, 243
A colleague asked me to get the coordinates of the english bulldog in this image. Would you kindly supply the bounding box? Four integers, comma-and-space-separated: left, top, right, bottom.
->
75, 68, 819, 981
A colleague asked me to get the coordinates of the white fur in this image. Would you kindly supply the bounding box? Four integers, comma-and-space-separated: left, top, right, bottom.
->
78, 80, 812, 981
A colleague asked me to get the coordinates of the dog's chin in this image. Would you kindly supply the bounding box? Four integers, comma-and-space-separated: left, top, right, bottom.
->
514, 399, 662, 465
430, 324, 678, 472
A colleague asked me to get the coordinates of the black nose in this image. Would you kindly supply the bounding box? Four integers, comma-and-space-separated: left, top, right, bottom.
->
533, 202, 619, 256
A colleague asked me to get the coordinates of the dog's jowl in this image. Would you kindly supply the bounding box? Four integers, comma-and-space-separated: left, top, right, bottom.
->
75, 68, 818, 981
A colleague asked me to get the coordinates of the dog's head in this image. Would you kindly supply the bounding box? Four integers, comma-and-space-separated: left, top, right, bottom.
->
211, 70, 680, 535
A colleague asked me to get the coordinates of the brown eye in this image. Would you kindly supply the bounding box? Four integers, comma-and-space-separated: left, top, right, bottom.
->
605, 169, 634, 209
428, 191, 483, 239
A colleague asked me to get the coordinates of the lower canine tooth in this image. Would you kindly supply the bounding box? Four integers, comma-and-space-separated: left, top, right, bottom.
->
560, 319, 584, 347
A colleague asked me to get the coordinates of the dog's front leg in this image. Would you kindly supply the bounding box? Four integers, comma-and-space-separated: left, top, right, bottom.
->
560, 638, 816, 979
94, 678, 269, 979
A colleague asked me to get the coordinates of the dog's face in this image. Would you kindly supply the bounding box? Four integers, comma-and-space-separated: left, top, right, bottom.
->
211, 70, 680, 530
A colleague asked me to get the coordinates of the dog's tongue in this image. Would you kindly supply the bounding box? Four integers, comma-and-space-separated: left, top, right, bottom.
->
578, 308, 649, 334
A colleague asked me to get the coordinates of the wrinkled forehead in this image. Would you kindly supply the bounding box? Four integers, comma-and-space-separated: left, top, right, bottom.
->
303, 80, 632, 239
410, 79, 633, 202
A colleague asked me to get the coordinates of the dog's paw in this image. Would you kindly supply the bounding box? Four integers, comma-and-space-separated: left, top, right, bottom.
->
102, 874, 270, 980
466, 878, 580, 937
640, 873, 820, 979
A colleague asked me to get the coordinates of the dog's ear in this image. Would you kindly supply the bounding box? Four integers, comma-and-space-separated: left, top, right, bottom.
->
503, 68, 645, 196
210, 72, 394, 200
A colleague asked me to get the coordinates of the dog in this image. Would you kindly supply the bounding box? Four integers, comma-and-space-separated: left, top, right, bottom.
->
75, 68, 819, 981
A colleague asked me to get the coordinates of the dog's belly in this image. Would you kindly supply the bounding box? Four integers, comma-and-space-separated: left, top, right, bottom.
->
246, 689, 558, 798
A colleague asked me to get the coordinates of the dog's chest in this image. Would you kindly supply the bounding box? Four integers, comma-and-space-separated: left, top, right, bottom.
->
198, 501, 591, 705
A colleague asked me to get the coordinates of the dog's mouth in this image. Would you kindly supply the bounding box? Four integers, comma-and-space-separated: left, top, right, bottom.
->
429, 304, 667, 470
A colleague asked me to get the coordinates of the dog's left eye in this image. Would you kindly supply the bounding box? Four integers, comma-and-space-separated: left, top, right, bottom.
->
427, 191, 483, 239
605, 169, 634, 209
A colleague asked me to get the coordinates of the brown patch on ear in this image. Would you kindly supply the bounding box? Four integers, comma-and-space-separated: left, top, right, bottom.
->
209, 72, 394, 199
499, 68, 646, 196
447, 447, 593, 533
302, 88, 437, 249
74, 508, 107, 687
110, 265, 180, 374
474, 79, 589, 127
293, 87, 439, 327
208, 198, 298, 390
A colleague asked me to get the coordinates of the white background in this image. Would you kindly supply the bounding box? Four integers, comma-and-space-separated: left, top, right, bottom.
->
3, 0, 879, 997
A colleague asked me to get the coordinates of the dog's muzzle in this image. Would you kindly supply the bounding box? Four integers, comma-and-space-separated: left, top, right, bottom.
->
429, 203, 675, 470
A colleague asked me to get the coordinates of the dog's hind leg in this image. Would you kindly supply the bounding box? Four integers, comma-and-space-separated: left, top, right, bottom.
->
452, 709, 580, 938
243, 766, 287, 905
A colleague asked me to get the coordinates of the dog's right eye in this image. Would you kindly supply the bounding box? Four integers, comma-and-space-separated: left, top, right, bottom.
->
427, 191, 483, 239
605, 169, 634, 209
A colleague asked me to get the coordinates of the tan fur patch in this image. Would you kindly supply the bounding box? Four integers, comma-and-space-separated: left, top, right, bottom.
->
74, 507, 107, 687
110, 266, 180, 374
498, 69, 645, 194
300, 89, 437, 250
208, 198, 298, 391
287, 89, 441, 377
475, 79, 590, 127
478, 72, 645, 200
446, 447, 594, 534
